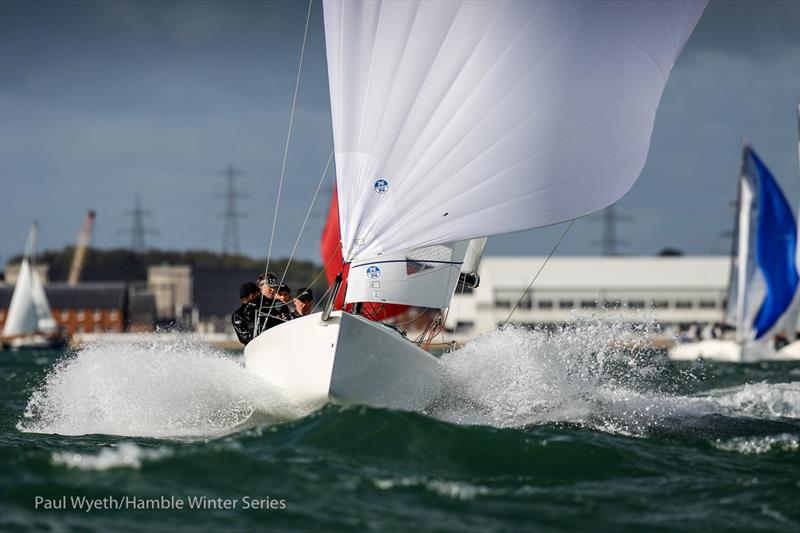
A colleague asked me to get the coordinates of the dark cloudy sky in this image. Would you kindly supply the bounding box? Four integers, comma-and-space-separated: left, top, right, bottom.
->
1, 0, 798, 265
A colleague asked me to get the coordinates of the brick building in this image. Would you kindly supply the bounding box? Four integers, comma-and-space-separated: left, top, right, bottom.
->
0, 283, 155, 335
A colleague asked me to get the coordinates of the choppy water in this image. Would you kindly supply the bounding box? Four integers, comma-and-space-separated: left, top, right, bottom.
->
2, 321, 799, 531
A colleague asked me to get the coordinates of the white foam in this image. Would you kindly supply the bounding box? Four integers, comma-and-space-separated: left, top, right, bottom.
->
18, 337, 309, 438
435, 318, 800, 434
713, 434, 799, 455
691, 382, 800, 419
373, 477, 490, 500
51, 442, 172, 470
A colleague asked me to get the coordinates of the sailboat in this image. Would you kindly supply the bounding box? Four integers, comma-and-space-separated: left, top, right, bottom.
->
670, 143, 800, 362
1, 224, 67, 351
245, 0, 708, 410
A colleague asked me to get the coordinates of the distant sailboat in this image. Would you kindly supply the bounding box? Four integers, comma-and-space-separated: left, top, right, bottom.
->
1, 224, 67, 351
670, 144, 799, 362
245, 0, 707, 410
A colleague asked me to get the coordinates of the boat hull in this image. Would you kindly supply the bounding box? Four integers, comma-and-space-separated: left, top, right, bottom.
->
668, 339, 800, 362
244, 311, 441, 411
1, 333, 68, 351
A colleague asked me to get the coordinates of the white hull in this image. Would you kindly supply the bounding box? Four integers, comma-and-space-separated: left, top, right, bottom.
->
777, 340, 800, 359
244, 311, 441, 411
668, 339, 800, 362
1, 333, 67, 351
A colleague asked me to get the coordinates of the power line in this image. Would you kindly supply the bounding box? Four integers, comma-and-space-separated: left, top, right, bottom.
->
220, 163, 246, 256
593, 204, 631, 256
120, 193, 157, 252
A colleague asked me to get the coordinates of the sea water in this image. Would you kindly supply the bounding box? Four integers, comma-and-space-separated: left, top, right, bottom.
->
2, 320, 798, 531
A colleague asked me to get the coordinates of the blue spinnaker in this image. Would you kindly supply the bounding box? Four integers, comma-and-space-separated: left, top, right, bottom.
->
747, 147, 799, 339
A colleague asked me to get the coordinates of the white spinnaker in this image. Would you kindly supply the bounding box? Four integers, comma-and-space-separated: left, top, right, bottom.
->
324, 0, 707, 261
2, 259, 39, 337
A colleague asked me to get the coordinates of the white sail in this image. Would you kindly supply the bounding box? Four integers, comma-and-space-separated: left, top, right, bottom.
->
31, 269, 57, 333
2, 223, 58, 338
345, 241, 468, 308
2, 259, 39, 337
324, 0, 707, 261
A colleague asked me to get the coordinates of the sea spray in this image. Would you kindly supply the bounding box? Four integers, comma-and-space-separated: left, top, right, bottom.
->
433, 315, 800, 437
18, 336, 308, 438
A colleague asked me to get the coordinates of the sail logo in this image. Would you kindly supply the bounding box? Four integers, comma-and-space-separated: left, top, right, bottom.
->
374, 179, 389, 194
366, 265, 381, 279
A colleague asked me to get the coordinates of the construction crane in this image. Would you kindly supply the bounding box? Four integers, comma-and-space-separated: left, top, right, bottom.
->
67, 210, 95, 286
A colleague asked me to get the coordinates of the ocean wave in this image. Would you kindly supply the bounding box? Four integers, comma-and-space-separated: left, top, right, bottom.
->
691, 382, 800, 420
373, 477, 491, 501
712, 434, 799, 455
51, 442, 173, 470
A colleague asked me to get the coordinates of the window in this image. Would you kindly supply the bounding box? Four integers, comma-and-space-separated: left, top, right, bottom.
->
602, 299, 621, 309
651, 300, 669, 309
581, 301, 598, 309
675, 301, 693, 309
538, 300, 553, 309
699, 300, 716, 309
495, 300, 512, 309
519, 299, 532, 310
559, 300, 574, 309
628, 301, 645, 309
77, 310, 85, 321
93, 310, 102, 321
110, 310, 119, 321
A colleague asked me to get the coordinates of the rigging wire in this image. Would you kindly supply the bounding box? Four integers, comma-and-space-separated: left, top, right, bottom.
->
275, 150, 334, 290
263, 0, 313, 282
503, 219, 575, 325
254, 0, 313, 336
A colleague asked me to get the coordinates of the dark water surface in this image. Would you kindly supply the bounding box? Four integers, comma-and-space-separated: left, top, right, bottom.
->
1, 328, 798, 532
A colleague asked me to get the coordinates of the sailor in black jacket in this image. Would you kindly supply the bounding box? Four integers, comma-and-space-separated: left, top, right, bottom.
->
232, 282, 261, 346
256, 272, 293, 330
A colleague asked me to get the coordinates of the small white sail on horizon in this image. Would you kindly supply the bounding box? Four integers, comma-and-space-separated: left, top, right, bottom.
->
2, 224, 58, 339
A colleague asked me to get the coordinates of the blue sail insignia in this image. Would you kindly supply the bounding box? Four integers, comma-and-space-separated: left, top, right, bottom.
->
745, 147, 799, 339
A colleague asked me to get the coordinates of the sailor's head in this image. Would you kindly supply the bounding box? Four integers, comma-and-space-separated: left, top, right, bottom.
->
239, 282, 260, 303
294, 287, 313, 316
257, 272, 279, 298
277, 284, 292, 303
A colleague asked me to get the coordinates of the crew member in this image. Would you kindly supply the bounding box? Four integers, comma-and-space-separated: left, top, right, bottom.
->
256, 272, 293, 329
231, 282, 261, 346
293, 288, 314, 318
276, 284, 292, 304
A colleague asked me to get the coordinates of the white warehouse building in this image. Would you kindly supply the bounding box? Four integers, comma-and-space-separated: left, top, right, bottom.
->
447, 256, 731, 340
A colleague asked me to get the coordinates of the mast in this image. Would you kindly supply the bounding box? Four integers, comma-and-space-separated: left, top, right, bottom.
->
732, 140, 751, 343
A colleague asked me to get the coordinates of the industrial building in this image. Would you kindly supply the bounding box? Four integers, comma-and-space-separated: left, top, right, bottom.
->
446, 256, 731, 340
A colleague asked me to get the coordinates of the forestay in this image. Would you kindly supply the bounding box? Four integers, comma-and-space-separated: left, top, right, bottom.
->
324, 0, 707, 261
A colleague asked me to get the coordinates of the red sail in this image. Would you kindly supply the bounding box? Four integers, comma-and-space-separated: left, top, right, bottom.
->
320, 187, 407, 320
